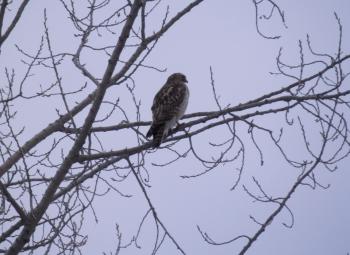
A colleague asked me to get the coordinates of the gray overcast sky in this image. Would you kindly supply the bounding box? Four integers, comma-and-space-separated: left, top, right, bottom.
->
1, 0, 350, 254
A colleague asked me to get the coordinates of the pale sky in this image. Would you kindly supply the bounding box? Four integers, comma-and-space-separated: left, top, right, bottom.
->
1, 1, 350, 254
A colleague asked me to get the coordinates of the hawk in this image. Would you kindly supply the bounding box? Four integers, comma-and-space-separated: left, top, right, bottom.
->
146, 73, 189, 148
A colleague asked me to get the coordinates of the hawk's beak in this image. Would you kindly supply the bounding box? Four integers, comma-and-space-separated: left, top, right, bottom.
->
184, 78, 188, 83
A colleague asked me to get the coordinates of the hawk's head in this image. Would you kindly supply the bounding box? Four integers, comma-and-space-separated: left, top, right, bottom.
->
167, 73, 188, 83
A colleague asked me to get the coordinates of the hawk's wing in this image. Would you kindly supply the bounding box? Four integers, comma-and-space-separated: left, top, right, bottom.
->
146, 81, 188, 147
151, 82, 187, 123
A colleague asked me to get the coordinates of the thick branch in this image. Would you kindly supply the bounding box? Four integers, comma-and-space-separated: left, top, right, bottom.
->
75, 89, 350, 162
0, 0, 8, 36
62, 89, 350, 136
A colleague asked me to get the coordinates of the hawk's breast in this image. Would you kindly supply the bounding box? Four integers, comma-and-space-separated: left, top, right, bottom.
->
177, 85, 189, 119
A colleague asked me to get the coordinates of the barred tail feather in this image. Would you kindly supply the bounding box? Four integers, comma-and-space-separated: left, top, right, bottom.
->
146, 124, 154, 138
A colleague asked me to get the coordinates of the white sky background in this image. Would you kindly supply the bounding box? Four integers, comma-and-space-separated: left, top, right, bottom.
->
1, 0, 350, 254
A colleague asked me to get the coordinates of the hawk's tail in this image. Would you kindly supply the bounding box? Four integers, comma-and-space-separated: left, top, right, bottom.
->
146, 123, 165, 148
146, 125, 154, 138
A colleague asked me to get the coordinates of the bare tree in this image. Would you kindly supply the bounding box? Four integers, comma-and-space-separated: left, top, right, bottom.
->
0, 0, 349, 254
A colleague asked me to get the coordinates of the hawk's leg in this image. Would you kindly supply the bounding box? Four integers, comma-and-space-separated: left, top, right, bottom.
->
175, 121, 185, 131
169, 121, 184, 136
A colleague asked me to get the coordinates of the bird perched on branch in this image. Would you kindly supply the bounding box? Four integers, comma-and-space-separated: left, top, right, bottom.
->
146, 73, 189, 148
